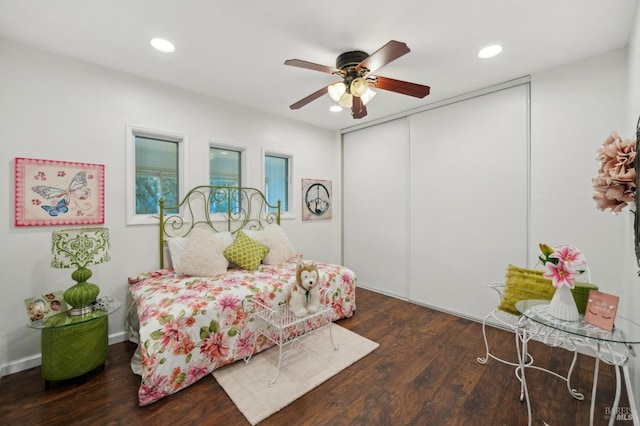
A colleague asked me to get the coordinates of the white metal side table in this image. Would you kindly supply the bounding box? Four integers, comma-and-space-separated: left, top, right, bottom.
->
246, 289, 338, 386
515, 299, 640, 426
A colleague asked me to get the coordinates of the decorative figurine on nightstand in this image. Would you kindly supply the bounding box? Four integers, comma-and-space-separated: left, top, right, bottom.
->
288, 261, 320, 318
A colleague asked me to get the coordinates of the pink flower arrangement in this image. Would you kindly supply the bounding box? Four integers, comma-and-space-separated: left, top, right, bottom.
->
592, 132, 637, 214
539, 244, 586, 289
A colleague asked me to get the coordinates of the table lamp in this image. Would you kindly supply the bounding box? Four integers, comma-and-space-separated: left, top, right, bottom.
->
51, 227, 111, 316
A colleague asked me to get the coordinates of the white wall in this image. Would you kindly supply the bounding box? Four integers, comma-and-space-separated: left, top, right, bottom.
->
530, 49, 629, 294
0, 39, 342, 376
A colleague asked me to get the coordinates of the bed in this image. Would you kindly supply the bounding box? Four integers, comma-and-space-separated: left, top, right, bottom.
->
127, 186, 357, 406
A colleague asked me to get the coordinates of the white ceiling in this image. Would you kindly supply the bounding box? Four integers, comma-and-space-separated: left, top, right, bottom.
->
0, 0, 637, 131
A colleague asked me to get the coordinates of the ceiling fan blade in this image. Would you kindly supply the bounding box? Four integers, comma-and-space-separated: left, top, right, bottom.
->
351, 96, 367, 119
289, 85, 330, 110
284, 59, 341, 75
369, 76, 430, 98
355, 40, 410, 74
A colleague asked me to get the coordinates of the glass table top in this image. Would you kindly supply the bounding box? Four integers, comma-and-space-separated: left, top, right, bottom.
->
515, 299, 640, 344
27, 298, 121, 329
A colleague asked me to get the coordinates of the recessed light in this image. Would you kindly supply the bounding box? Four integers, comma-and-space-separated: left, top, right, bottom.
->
150, 38, 175, 53
330, 105, 342, 112
477, 44, 502, 59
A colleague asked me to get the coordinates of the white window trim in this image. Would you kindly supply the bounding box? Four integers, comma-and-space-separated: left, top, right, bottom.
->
262, 148, 294, 220
126, 124, 189, 226
208, 140, 248, 222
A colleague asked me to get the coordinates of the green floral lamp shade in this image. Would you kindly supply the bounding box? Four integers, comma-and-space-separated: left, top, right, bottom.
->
51, 228, 111, 316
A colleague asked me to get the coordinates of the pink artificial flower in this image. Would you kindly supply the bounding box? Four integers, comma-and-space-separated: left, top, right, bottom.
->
544, 261, 578, 289
549, 246, 585, 266
593, 132, 637, 214
593, 191, 629, 213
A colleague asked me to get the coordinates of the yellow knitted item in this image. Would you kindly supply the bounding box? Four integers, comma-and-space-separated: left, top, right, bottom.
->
498, 265, 555, 315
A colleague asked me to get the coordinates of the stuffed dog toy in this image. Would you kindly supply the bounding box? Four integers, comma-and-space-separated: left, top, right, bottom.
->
288, 261, 320, 318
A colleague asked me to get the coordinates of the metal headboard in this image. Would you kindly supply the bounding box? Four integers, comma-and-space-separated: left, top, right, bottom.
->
159, 185, 281, 268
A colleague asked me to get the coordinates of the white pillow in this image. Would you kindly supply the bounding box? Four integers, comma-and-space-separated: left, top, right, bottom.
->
167, 237, 189, 268
175, 229, 233, 276
244, 224, 296, 265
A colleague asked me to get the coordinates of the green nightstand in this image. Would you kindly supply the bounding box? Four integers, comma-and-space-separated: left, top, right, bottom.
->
27, 298, 121, 388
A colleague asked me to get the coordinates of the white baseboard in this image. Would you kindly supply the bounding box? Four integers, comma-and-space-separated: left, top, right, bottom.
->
109, 330, 129, 345
0, 354, 42, 378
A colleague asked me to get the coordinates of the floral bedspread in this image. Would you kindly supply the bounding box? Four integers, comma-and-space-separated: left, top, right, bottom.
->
128, 259, 357, 406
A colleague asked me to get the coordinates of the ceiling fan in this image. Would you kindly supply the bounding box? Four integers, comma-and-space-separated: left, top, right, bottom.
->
284, 40, 430, 119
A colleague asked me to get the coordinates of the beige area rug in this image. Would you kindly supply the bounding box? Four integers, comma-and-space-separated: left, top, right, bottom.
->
212, 323, 379, 425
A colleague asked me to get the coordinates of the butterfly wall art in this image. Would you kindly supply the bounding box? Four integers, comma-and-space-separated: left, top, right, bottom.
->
15, 158, 105, 226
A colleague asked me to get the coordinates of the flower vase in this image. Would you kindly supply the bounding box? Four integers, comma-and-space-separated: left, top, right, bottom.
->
548, 285, 579, 321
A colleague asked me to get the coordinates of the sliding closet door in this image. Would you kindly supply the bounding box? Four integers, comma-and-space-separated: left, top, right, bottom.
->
409, 84, 529, 320
343, 118, 409, 298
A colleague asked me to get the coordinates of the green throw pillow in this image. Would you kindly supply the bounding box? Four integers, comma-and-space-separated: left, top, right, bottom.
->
223, 230, 270, 270
498, 265, 555, 315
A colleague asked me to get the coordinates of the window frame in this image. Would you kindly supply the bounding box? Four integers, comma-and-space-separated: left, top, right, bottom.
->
262, 148, 294, 219
126, 124, 188, 226
208, 141, 247, 186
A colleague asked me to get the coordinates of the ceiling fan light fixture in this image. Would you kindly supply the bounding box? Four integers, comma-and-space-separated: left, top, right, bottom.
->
328, 82, 346, 102
361, 88, 376, 105
338, 92, 353, 108
285, 40, 431, 119
350, 77, 369, 97
477, 44, 502, 59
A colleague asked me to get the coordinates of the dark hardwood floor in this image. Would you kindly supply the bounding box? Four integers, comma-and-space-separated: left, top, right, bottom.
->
0, 288, 632, 425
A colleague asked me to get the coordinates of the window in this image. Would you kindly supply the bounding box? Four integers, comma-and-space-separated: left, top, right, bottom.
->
135, 136, 179, 214
126, 125, 187, 225
209, 147, 241, 186
264, 153, 290, 213
209, 146, 242, 213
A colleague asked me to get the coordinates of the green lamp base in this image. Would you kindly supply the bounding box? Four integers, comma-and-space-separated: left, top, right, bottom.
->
64, 266, 100, 316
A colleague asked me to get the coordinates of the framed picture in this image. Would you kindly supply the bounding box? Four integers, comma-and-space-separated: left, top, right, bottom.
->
302, 178, 332, 221
15, 157, 105, 226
